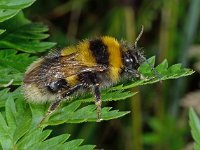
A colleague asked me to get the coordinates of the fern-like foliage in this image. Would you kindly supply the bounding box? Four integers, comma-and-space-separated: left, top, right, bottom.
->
112, 56, 194, 90
0, 21, 56, 53
0, 0, 195, 149
0, 50, 37, 85
0, 96, 95, 150
0, 0, 55, 86
189, 108, 200, 150
0, 0, 36, 23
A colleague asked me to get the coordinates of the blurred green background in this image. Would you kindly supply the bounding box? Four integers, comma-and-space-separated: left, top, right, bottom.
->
24, 0, 200, 149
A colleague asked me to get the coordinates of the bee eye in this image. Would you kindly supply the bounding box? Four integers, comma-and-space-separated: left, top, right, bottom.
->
124, 58, 133, 71
125, 58, 132, 63
123, 51, 142, 73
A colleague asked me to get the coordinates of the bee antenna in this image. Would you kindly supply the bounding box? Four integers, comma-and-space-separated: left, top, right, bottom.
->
142, 56, 162, 82
134, 25, 144, 48
134, 26, 161, 82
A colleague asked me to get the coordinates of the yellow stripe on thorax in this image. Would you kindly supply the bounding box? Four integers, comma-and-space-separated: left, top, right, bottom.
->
61, 46, 77, 56
76, 40, 96, 66
61, 41, 97, 66
102, 36, 123, 81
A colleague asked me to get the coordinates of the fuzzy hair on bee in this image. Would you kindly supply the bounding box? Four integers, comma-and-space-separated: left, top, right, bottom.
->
23, 26, 146, 123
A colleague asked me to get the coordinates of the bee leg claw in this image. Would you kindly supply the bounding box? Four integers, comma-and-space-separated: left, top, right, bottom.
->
38, 111, 52, 128
95, 100, 102, 122
140, 74, 146, 80
96, 118, 103, 122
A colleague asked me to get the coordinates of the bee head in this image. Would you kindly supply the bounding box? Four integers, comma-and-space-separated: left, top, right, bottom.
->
121, 25, 161, 80
122, 48, 145, 74
120, 25, 145, 74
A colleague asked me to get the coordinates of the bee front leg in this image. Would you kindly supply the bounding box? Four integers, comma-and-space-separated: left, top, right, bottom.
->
93, 83, 103, 122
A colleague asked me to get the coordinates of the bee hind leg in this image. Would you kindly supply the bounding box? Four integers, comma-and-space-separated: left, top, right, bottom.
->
38, 99, 62, 127
38, 84, 83, 127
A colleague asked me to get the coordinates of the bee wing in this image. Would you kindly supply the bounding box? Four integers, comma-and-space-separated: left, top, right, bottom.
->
60, 53, 107, 78
79, 64, 107, 73
62, 63, 107, 77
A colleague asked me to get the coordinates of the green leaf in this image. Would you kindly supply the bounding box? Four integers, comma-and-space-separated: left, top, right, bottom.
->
0, 50, 37, 85
4, 23, 50, 40
0, 11, 30, 31
0, 0, 36, 22
5, 96, 17, 129
0, 88, 10, 107
114, 56, 194, 90
58, 139, 83, 149
43, 101, 130, 126
0, 29, 5, 34
0, 9, 19, 23
0, 88, 23, 108
0, 50, 37, 71
0, 68, 23, 85
0, 40, 56, 53
0, 22, 56, 53
75, 145, 96, 150
0, 13, 56, 53
0, 0, 36, 9
155, 59, 168, 74
29, 104, 48, 127
27, 134, 70, 150
138, 56, 156, 76
16, 127, 94, 150
13, 114, 31, 144
0, 96, 32, 149
76, 90, 136, 102
0, 111, 12, 150
0, 95, 96, 149
189, 108, 200, 149
16, 129, 52, 149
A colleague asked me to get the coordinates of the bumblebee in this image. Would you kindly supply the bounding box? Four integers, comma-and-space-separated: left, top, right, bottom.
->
23, 27, 145, 122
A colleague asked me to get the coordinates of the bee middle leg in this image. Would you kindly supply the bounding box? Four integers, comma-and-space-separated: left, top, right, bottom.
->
93, 83, 103, 122
79, 72, 103, 122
